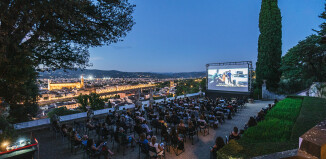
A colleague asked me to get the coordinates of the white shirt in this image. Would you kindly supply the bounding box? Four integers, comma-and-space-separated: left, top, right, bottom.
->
149, 142, 163, 155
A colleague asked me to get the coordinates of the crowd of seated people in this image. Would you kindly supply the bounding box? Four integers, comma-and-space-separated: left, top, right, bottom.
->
50, 118, 115, 159
49, 95, 247, 158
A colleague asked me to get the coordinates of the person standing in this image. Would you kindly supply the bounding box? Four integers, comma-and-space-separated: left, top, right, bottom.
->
227, 70, 232, 85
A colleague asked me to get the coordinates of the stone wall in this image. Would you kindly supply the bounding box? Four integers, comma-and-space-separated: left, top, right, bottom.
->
261, 82, 286, 100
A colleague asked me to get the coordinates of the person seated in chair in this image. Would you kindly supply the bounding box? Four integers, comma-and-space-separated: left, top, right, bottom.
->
81, 135, 89, 146
87, 138, 114, 159
60, 124, 70, 136
72, 130, 82, 144
171, 127, 184, 151
210, 136, 225, 158
198, 116, 208, 134
141, 120, 153, 136
52, 120, 60, 130
171, 127, 183, 142
118, 127, 135, 147
245, 116, 257, 129
86, 119, 96, 130
100, 123, 110, 139
188, 121, 195, 131
178, 119, 186, 128
139, 133, 149, 145
149, 136, 164, 157
158, 116, 165, 124
229, 127, 240, 140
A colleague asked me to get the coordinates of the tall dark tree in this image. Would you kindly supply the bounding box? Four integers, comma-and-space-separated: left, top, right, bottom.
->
317, 3, 326, 36
256, 0, 282, 90
0, 0, 135, 122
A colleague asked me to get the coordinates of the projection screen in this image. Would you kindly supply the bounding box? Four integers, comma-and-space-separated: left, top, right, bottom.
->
207, 64, 249, 92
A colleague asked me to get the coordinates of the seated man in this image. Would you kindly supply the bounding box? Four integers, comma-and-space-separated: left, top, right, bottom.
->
141, 121, 153, 136
86, 119, 96, 130
87, 138, 114, 159
118, 127, 135, 146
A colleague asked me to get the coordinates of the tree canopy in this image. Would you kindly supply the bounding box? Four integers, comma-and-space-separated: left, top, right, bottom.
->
278, 3, 326, 94
0, 0, 135, 123
279, 35, 325, 93
0, 0, 135, 71
77, 93, 105, 111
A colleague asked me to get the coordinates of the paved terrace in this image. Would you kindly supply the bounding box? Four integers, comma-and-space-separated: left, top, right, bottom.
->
23, 100, 272, 159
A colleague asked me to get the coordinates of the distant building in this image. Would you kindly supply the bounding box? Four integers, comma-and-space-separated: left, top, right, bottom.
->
48, 76, 84, 90
118, 93, 126, 98
170, 81, 175, 88
57, 102, 79, 109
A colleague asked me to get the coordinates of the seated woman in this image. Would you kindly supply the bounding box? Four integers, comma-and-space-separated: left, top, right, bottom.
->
229, 127, 240, 140
149, 136, 164, 156
211, 136, 225, 158
87, 138, 114, 159
171, 127, 184, 151
198, 116, 208, 134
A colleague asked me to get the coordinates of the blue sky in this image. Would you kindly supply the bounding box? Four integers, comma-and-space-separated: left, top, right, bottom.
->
89, 0, 324, 72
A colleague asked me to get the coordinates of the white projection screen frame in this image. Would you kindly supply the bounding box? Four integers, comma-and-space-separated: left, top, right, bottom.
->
207, 63, 249, 92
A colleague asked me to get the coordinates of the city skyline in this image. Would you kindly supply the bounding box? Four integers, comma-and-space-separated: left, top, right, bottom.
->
88, 0, 324, 72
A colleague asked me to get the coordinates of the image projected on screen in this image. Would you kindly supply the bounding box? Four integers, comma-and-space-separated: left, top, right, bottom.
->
208, 67, 248, 92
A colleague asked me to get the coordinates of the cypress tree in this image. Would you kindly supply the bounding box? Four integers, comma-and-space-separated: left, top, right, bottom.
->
256, 0, 282, 90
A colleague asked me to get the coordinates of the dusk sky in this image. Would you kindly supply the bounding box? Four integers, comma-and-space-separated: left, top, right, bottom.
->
88, 0, 324, 72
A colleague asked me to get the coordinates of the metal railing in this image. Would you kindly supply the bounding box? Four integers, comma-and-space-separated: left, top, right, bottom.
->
13, 93, 201, 130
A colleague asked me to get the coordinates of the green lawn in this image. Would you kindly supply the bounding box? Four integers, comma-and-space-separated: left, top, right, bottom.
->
217, 97, 326, 159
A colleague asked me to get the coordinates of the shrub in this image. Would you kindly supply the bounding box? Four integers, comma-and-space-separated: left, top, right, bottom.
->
47, 107, 80, 119
242, 118, 294, 142
265, 98, 302, 122
242, 98, 302, 142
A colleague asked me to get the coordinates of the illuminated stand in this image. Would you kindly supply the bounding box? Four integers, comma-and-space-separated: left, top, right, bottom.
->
205, 61, 253, 98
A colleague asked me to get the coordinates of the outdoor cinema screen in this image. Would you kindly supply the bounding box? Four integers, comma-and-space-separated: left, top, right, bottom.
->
207, 64, 249, 92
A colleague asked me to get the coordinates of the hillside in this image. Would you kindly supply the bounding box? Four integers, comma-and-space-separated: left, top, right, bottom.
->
38, 69, 206, 79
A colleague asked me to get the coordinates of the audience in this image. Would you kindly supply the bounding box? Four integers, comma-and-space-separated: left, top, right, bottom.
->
50, 95, 261, 158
